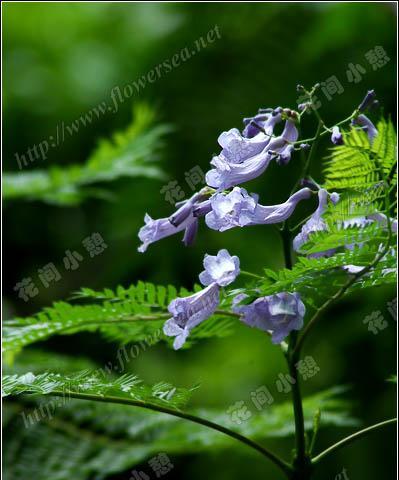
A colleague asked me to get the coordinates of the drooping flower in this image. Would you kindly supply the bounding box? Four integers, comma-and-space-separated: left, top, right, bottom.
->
205, 149, 273, 190
163, 283, 220, 349
233, 292, 305, 344
293, 189, 339, 256
251, 187, 311, 224
138, 190, 212, 252
198, 249, 240, 287
163, 249, 240, 349
205, 118, 298, 190
138, 214, 195, 253
169, 191, 203, 227
205, 187, 312, 232
182, 217, 199, 246
331, 126, 344, 145
352, 114, 378, 144
358, 90, 376, 112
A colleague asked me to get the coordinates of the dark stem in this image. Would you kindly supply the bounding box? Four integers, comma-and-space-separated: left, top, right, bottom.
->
286, 337, 312, 479
281, 226, 293, 270
44, 391, 292, 476
279, 227, 310, 478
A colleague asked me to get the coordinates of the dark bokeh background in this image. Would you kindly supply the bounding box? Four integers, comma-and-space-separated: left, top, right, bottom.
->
3, 2, 397, 479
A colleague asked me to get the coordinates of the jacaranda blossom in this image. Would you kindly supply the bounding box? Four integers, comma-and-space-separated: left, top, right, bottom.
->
163, 283, 220, 350
138, 191, 212, 252
205, 117, 298, 190
163, 249, 240, 349
352, 114, 378, 144
138, 214, 195, 253
242, 110, 282, 139
293, 189, 339, 256
358, 89, 376, 112
266, 119, 299, 165
331, 126, 343, 145
233, 292, 305, 344
205, 187, 312, 232
199, 249, 240, 287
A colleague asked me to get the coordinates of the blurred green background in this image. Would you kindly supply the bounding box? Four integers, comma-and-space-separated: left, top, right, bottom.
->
3, 2, 396, 479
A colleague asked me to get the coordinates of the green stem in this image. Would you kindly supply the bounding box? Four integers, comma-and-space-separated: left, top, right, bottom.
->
292, 111, 358, 146
45, 390, 292, 476
312, 418, 397, 465
240, 270, 264, 280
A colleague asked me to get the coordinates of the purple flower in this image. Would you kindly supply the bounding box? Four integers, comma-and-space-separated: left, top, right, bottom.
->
205, 149, 274, 190
358, 90, 376, 112
199, 249, 240, 287
205, 187, 311, 232
267, 120, 299, 165
242, 111, 282, 139
182, 218, 199, 246
242, 113, 269, 138
252, 188, 311, 224
293, 189, 339, 256
138, 190, 213, 252
163, 283, 220, 349
205, 118, 297, 190
331, 126, 344, 145
163, 249, 240, 349
218, 128, 270, 163
138, 214, 195, 253
169, 192, 203, 227
205, 187, 258, 231
352, 114, 378, 144
233, 292, 305, 344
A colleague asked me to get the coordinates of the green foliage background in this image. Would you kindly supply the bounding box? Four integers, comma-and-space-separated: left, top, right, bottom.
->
3, 3, 396, 479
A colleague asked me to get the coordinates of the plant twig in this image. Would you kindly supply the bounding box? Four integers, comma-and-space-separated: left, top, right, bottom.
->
311, 418, 397, 464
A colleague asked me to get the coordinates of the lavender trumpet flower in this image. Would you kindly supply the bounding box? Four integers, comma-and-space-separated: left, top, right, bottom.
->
138, 214, 195, 253
267, 120, 299, 165
163, 249, 240, 349
331, 126, 344, 145
233, 292, 305, 344
163, 283, 221, 349
358, 90, 376, 112
206, 119, 298, 190
242, 111, 282, 140
138, 190, 212, 252
293, 189, 339, 257
205, 187, 312, 232
351, 114, 378, 144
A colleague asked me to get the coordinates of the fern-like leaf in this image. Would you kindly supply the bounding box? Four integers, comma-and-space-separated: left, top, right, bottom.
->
3, 281, 236, 356
3, 104, 170, 205
323, 118, 397, 192
3, 381, 357, 480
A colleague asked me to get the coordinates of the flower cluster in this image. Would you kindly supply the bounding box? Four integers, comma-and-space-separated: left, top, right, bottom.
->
138, 91, 382, 347
138, 107, 309, 253
163, 249, 240, 349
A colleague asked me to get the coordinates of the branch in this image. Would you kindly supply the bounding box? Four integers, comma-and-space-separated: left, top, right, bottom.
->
294, 223, 393, 357
312, 418, 397, 464
41, 390, 293, 476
